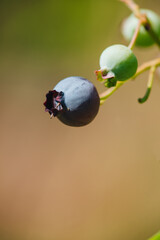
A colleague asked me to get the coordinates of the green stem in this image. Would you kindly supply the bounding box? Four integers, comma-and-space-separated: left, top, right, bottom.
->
133, 58, 160, 78
138, 65, 156, 103
100, 82, 124, 105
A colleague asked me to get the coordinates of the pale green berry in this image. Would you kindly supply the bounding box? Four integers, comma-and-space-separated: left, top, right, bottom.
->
99, 44, 138, 86
122, 9, 160, 47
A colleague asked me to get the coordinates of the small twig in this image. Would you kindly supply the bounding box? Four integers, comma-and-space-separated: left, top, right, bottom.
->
138, 65, 156, 103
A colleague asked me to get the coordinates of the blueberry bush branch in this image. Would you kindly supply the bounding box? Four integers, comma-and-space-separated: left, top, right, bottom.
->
133, 58, 160, 77
99, 0, 160, 105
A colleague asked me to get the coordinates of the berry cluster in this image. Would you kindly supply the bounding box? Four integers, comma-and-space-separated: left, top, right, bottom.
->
44, 0, 160, 127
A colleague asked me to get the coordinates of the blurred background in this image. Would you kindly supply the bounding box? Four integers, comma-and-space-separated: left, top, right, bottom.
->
1, 0, 160, 239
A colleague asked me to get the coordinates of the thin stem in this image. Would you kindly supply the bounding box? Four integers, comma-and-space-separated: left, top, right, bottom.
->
99, 57, 160, 104
133, 58, 160, 79
128, 19, 142, 49
138, 65, 156, 103
100, 82, 124, 104
120, 0, 141, 18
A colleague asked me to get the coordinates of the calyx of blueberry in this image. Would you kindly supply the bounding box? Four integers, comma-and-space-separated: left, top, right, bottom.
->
43, 90, 65, 118
95, 69, 116, 87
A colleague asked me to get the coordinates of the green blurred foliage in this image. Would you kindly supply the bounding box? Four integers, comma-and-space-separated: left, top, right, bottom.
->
149, 232, 160, 240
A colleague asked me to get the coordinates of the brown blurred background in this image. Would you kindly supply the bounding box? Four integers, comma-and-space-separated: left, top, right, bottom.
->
1, 0, 160, 240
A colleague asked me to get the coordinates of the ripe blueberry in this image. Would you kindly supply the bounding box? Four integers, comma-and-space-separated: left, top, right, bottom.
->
97, 44, 138, 87
44, 76, 100, 127
122, 9, 160, 47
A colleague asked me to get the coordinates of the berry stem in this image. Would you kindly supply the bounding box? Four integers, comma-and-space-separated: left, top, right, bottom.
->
99, 57, 160, 104
120, 0, 160, 48
133, 58, 160, 78
100, 82, 123, 105
120, 0, 141, 18
138, 65, 156, 103
128, 19, 142, 49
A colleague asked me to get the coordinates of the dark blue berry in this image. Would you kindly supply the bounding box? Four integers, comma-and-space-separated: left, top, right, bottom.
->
44, 76, 100, 127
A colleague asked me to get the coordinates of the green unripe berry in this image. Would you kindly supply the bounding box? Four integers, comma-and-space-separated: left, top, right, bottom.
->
122, 9, 160, 47
99, 44, 138, 86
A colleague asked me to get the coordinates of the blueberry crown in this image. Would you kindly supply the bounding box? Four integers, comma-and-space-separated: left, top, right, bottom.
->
44, 90, 64, 118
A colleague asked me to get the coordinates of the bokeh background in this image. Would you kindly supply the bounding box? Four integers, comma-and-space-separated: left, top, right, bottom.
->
1, 0, 160, 239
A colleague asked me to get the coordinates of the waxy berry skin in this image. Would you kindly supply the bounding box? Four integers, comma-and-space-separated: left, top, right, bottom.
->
99, 44, 138, 85
44, 77, 100, 127
122, 9, 160, 47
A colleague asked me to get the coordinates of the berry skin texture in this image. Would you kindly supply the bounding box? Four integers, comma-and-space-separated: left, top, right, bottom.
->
122, 9, 160, 47
44, 76, 100, 127
99, 44, 138, 86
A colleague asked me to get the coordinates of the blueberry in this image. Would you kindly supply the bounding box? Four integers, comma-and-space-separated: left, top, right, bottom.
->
98, 44, 138, 87
122, 9, 160, 47
44, 76, 100, 127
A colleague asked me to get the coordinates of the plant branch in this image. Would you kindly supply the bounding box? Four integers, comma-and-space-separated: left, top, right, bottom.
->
133, 58, 160, 79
